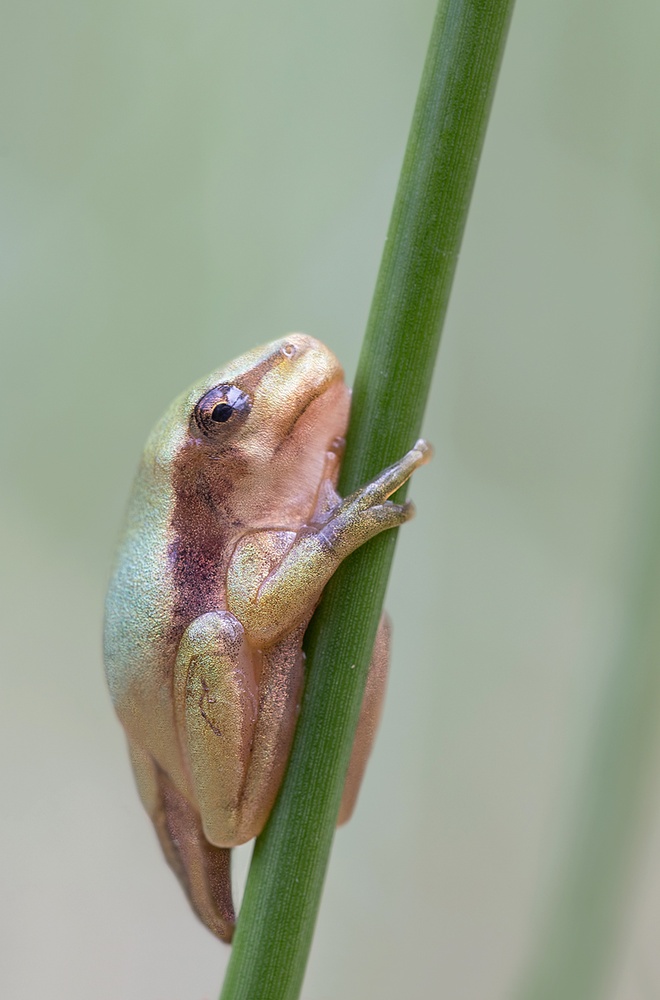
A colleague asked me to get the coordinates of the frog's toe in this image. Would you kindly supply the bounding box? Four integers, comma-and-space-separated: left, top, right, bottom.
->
412, 438, 433, 464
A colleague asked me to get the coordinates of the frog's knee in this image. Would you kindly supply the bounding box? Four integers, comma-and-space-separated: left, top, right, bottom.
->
181, 611, 244, 656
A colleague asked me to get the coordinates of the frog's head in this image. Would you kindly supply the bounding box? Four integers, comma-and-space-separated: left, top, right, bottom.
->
152, 334, 350, 527
191, 333, 346, 455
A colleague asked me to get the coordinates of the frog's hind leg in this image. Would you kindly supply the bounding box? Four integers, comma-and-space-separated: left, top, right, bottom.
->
337, 613, 390, 826
128, 741, 235, 942
173, 610, 260, 848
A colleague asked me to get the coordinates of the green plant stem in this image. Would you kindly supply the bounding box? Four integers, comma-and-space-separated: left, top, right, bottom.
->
220, 2, 514, 998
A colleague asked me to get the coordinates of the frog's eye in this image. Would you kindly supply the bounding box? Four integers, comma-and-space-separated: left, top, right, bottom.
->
193, 384, 252, 438
210, 403, 233, 423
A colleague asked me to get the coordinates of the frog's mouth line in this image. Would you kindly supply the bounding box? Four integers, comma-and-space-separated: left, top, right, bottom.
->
274, 372, 344, 453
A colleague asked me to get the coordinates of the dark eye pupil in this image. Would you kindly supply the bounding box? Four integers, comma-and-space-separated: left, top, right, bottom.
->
211, 403, 233, 423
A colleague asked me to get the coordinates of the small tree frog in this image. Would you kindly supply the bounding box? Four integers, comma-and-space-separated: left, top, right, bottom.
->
104, 334, 430, 941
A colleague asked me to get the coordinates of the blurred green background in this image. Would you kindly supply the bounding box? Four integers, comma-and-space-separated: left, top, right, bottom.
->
2, 1, 660, 997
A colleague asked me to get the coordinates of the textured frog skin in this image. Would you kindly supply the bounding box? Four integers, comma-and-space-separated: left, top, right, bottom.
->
104, 334, 430, 941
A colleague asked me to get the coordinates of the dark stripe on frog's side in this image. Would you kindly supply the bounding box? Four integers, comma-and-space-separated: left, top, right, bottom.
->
167, 443, 248, 646
166, 348, 284, 646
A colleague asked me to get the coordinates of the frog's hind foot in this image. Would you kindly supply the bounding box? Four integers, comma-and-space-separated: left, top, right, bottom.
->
157, 769, 235, 942
129, 743, 235, 943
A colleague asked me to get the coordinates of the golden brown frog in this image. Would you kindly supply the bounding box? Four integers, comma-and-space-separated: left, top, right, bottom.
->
104, 334, 430, 941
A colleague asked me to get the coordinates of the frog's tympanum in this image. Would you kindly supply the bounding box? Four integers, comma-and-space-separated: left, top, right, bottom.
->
104, 334, 430, 942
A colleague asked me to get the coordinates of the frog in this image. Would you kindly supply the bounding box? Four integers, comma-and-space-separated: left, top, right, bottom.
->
103, 333, 430, 942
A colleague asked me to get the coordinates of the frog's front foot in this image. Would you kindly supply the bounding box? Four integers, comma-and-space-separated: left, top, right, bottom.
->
318, 439, 432, 557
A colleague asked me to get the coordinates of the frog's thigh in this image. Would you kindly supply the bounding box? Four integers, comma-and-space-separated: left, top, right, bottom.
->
128, 741, 235, 942
337, 613, 390, 826
173, 611, 258, 848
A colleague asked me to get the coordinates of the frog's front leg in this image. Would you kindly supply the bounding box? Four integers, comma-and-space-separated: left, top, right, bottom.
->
173, 609, 306, 850
227, 439, 431, 649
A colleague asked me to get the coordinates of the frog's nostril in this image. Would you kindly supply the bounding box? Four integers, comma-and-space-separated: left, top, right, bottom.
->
280, 342, 297, 359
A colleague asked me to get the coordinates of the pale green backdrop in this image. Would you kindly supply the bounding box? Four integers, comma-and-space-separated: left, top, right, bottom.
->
2, 1, 660, 998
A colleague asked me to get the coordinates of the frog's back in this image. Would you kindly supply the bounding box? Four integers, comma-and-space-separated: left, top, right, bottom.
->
104, 446, 177, 709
